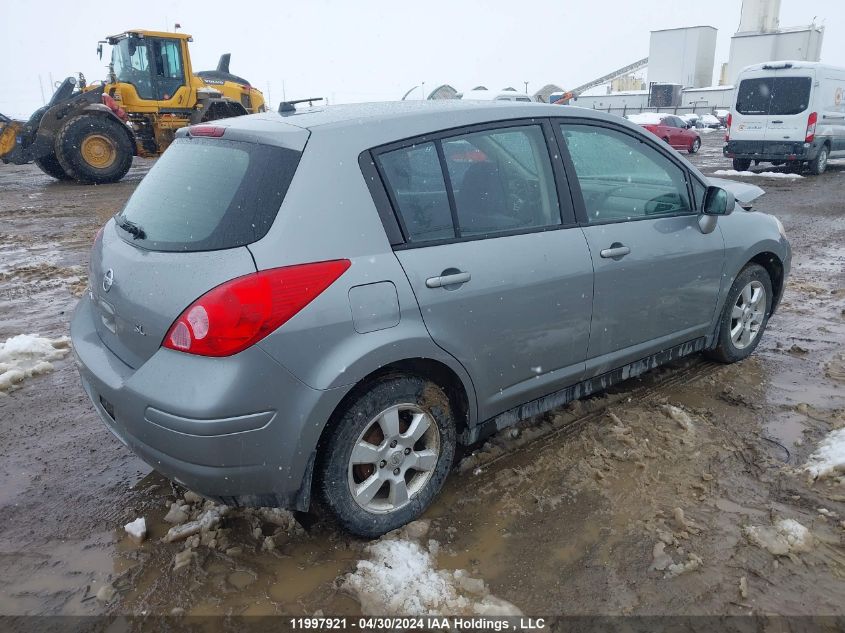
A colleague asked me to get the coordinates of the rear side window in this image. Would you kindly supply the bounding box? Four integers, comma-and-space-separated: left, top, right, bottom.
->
377, 142, 455, 243
736, 76, 812, 116
116, 138, 301, 251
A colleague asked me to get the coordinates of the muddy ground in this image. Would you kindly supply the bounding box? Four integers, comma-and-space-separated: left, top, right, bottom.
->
1, 133, 844, 620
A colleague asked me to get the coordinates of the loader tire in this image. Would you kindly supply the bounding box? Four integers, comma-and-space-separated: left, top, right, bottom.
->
34, 153, 72, 181
55, 115, 133, 184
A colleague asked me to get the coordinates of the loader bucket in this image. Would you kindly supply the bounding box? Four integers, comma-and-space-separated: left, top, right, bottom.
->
0, 114, 25, 162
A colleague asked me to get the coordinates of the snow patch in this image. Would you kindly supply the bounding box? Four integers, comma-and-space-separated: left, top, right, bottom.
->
0, 334, 71, 394
712, 169, 803, 180
344, 521, 521, 616
744, 519, 813, 556
124, 517, 147, 544
804, 428, 845, 480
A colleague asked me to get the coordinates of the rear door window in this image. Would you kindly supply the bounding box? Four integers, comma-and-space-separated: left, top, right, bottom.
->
736, 76, 812, 116
116, 137, 301, 251
441, 125, 561, 237
377, 124, 561, 242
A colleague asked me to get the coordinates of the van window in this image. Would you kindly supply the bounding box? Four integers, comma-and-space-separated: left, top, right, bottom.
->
116, 138, 301, 252
736, 77, 812, 116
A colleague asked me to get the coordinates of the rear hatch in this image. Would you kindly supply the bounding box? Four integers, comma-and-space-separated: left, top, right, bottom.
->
733, 72, 814, 150
90, 128, 306, 369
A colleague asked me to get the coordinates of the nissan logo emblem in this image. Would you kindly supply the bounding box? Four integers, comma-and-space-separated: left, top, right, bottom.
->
102, 269, 114, 293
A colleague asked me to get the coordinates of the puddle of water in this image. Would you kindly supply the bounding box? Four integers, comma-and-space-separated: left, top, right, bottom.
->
0, 531, 127, 615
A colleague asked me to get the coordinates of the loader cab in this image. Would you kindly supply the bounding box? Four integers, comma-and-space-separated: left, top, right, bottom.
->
108, 31, 192, 107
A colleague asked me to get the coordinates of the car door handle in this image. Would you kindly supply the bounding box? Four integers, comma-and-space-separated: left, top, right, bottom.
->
426, 271, 471, 288
600, 244, 631, 259
771, 120, 783, 124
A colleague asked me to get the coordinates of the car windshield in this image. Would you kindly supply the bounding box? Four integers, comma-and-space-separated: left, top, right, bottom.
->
736, 76, 813, 116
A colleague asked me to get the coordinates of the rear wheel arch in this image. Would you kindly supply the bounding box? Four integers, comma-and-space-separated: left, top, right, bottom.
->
318, 359, 472, 452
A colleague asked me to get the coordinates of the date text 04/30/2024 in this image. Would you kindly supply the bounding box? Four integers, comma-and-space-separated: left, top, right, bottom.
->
289, 617, 547, 630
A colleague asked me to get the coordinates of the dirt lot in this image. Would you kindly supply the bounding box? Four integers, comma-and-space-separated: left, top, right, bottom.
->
1, 132, 844, 620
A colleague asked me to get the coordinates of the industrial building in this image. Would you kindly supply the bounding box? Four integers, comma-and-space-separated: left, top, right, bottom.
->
415, 0, 827, 120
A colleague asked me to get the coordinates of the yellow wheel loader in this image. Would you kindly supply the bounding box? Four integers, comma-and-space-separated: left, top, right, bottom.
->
0, 30, 265, 184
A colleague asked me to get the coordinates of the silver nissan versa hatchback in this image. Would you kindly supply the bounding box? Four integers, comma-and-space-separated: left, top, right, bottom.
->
71, 101, 791, 537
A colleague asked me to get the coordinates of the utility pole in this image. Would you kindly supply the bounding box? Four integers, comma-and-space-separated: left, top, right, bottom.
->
38, 75, 46, 105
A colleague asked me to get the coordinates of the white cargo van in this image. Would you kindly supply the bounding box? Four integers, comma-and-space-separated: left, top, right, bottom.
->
724, 61, 845, 175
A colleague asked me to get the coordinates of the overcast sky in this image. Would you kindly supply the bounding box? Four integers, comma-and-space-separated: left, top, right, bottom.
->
1, 0, 843, 117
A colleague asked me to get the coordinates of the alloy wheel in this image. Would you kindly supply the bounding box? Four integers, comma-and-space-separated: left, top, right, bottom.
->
730, 281, 766, 349
347, 403, 440, 513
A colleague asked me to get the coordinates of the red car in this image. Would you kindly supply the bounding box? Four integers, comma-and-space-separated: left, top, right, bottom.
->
627, 113, 701, 154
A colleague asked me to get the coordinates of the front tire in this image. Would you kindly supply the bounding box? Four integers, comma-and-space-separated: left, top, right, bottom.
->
688, 138, 701, 154
808, 145, 829, 175
55, 115, 133, 184
707, 264, 773, 363
34, 152, 72, 181
733, 158, 752, 171
317, 375, 456, 538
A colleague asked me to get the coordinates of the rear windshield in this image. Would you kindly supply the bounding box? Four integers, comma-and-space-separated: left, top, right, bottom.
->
116, 137, 301, 251
736, 76, 812, 116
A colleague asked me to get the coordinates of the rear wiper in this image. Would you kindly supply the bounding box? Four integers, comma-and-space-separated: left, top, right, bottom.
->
116, 216, 146, 240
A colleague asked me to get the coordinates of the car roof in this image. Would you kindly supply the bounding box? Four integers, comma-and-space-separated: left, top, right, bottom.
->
238, 100, 618, 132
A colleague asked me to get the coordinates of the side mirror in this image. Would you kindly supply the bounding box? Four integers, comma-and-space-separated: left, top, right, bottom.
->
703, 186, 736, 216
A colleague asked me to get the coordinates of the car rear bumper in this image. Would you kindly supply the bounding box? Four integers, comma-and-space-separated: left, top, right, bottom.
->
70, 295, 347, 510
724, 139, 824, 162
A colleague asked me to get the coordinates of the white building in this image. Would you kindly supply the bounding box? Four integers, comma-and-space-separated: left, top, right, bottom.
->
648, 26, 718, 88
725, 24, 824, 85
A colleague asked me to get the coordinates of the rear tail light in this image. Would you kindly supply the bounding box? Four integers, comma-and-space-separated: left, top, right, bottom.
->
805, 112, 818, 143
188, 125, 226, 137
163, 260, 351, 357
725, 113, 732, 141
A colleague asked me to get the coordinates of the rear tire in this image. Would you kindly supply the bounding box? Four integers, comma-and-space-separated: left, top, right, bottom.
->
732, 158, 752, 171
808, 145, 829, 176
706, 264, 773, 364
55, 115, 133, 184
688, 138, 701, 154
34, 153, 72, 181
317, 375, 456, 538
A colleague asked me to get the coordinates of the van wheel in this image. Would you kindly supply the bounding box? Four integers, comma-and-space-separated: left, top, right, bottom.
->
317, 375, 456, 538
688, 138, 701, 154
707, 264, 773, 364
732, 158, 752, 171
808, 145, 829, 175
